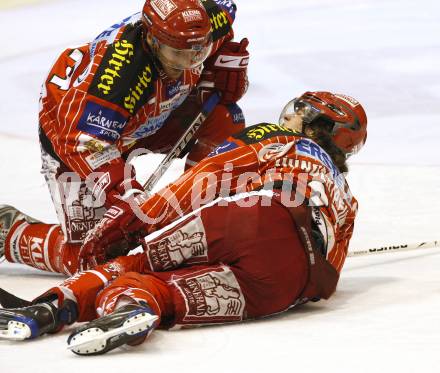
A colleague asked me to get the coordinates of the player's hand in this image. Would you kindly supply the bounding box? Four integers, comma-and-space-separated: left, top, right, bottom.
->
198, 38, 249, 104
78, 181, 148, 271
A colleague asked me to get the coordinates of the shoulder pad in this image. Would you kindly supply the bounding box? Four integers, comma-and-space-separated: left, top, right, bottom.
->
89, 22, 158, 115
90, 13, 142, 59
200, 0, 234, 42
233, 123, 300, 144
211, 0, 237, 21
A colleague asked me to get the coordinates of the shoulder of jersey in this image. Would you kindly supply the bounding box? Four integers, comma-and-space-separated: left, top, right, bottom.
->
232, 123, 303, 145
200, 0, 235, 41
88, 16, 159, 116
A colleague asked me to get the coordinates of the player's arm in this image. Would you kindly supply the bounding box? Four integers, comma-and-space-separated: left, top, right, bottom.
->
198, 0, 249, 105
40, 41, 145, 211
328, 201, 358, 273
140, 142, 259, 231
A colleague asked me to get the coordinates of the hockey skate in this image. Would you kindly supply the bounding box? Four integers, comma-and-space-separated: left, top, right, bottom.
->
0, 205, 41, 262
0, 302, 60, 340
67, 303, 159, 356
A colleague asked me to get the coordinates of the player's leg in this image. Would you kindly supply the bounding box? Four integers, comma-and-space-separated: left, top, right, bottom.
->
64, 195, 308, 354
0, 253, 145, 340
67, 271, 171, 355
1, 145, 106, 274
150, 196, 309, 325
140, 193, 310, 323
0, 205, 42, 263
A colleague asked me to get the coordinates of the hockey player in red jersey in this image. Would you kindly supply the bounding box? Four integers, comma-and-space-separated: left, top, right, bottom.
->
0, 0, 249, 274
0, 91, 367, 355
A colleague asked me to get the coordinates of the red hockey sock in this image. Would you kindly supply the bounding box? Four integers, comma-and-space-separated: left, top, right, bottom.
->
4, 220, 70, 273
96, 272, 174, 325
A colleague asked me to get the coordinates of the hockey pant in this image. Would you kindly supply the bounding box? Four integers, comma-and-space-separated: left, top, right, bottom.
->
36, 194, 309, 329
3, 103, 245, 275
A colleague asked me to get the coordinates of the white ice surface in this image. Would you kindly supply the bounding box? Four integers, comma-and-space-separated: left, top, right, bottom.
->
1, 0, 439, 372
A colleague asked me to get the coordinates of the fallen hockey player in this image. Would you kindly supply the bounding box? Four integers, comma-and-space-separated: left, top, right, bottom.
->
0, 91, 367, 355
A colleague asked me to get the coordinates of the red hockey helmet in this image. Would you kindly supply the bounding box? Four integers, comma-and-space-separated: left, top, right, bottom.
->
279, 91, 367, 157
142, 0, 213, 69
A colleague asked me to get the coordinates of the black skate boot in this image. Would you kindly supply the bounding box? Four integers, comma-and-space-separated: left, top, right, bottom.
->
0, 205, 41, 262
0, 302, 60, 340
0, 297, 77, 340
67, 303, 159, 356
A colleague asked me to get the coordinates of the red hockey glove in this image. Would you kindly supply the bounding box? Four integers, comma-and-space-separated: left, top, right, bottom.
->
198, 38, 249, 105
78, 178, 148, 271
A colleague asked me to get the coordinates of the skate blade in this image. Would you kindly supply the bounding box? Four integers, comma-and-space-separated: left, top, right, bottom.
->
0, 320, 32, 340
67, 312, 158, 355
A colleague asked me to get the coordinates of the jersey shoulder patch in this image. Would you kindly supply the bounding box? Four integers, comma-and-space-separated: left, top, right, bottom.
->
200, 0, 234, 42
90, 13, 142, 58
88, 22, 158, 115
233, 123, 300, 144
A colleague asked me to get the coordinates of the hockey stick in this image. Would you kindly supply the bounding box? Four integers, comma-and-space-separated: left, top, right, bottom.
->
348, 240, 439, 257
143, 92, 221, 195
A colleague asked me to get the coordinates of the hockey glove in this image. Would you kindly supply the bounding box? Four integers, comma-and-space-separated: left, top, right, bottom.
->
198, 38, 249, 105
79, 178, 148, 271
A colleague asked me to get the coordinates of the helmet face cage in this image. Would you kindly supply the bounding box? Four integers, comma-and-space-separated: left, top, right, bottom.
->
152, 36, 213, 70
278, 98, 322, 126
279, 92, 367, 157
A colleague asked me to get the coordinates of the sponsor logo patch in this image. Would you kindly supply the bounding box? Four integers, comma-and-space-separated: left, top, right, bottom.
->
295, 138, 340, 178
182, 9, 203, 23
130, 91, 188, 139
212, 0, 236, 20
123, 64, 155, 114
235, 123, 297, 144
85, 146, 121, 170
205, 0, 232, 41
226, 103, 245, 124
19, 235, 46, 271
96, 39, 134, 95
77, 101, 128, 142
166, 80, 182, 99
89, 25, 158, 114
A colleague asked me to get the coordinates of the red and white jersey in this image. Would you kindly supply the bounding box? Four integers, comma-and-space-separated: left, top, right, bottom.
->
39, 2, 236, 179
140, 123, 358, 273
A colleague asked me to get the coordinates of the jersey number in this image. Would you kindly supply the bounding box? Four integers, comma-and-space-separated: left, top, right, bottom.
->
49, 49, 84, 91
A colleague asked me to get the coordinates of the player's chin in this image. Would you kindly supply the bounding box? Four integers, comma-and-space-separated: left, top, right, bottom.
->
166, 67, 184, 80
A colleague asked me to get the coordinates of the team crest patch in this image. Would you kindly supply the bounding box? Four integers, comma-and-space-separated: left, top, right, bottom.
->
172, 266, 245, 324
258, 142, 294, 162
145, 217, 208, 271
151, 0, 178, 20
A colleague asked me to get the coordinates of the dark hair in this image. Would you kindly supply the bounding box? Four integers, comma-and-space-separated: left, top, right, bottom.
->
304, 118, 348, 173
